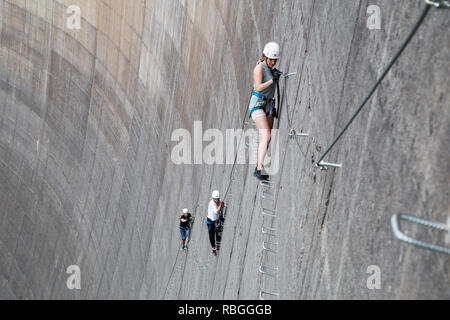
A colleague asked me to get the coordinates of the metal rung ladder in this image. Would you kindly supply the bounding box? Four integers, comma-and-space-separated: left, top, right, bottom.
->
258, 174, 280, 300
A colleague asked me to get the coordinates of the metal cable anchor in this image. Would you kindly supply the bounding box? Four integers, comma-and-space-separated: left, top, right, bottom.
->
391, 214, 450, 255
318, 160, 342, 170
425, 0, 450, 8
289, 129, 309, 139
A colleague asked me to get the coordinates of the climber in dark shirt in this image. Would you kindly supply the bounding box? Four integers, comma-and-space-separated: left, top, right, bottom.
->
179, 208, 193, 251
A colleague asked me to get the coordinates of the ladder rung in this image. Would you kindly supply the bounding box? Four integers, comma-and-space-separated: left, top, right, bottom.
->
259, 265, 278, 278
262, 208, 277, 217
262, 226, 277, 236
261, 190, 275, 201
259, 180, 274, 187
262, 241, 277, 253
259, 290, 279, 300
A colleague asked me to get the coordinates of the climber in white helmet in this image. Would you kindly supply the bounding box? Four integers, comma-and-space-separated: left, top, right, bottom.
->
206, 190, 225, 256
248, 42, 282, 181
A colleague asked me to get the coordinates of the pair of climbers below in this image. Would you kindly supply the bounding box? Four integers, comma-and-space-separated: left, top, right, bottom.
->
178, 190, 224, 256
249, 42, 283, 181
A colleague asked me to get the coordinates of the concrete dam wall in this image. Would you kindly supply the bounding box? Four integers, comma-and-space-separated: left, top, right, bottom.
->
0, 0, 448, 299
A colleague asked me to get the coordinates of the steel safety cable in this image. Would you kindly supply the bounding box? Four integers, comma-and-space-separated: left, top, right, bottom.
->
317, 4, 432, 165
278, 1, 319, 170
188, 205, 215, 271
282, 78, 318, 169
223, 90, 252, 201
162, 248, 182, 298
163, 203, 201, 295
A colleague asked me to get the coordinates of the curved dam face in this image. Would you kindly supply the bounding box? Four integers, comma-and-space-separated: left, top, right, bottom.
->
0, 0, 449, 299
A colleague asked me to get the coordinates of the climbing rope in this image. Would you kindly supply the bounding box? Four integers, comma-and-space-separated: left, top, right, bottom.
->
189, 226, 216, 270
163, 203, 211, 298
163, 204, 202, 296
317, 3, 435, 166
186, 204, 216, 271
162, 237, 185, 298
222, 91, 252, 202
279, 0, 320, 170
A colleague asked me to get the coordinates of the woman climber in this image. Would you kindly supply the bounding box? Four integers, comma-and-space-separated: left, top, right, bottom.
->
248, 42, 282, 181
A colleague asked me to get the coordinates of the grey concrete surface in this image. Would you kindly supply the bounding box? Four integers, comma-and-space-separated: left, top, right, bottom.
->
0, 0, 449, 299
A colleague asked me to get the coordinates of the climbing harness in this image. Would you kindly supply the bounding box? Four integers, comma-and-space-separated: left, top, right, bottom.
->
253, 91, 266, 100
249, 106, 261, 118
250, 98, 277, 119
249, 67, 281, 119
249, 92, 268, 118
205, 218, 212, 230
391, 214, 450, 255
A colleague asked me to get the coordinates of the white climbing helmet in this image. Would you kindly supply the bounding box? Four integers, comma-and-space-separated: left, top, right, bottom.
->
212, 190, 220, 199
183, 208, 189, 214
263, 42, 280, 60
